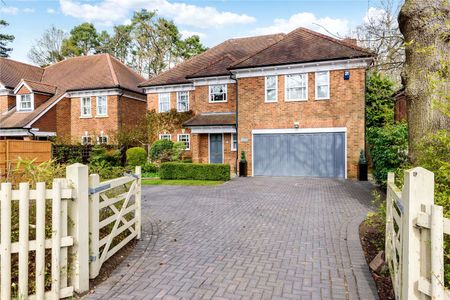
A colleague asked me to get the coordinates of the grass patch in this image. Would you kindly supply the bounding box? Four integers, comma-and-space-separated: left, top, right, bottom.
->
142, 179, 224, 186
142, 172, 159, 178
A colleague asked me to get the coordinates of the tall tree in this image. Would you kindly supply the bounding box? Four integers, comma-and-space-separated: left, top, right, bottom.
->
398, 0, 450, 161
107, 25, 133, 63
355, 0, 404, 83
61, 22, 99, 56
28, 25, 67, 66
0, 20, 14, 57
178, 35, 208, 60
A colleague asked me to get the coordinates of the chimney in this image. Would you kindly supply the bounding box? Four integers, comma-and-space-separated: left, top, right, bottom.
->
342, 38, 358, 46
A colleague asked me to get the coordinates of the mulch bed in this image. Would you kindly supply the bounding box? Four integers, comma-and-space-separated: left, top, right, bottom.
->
360, 220, 395, 300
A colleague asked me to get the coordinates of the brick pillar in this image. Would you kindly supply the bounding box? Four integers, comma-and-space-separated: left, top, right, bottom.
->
191, 134, 200, 163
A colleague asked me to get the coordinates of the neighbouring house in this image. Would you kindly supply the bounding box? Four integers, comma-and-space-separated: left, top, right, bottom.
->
0, 54, 147, 144
394, 89, 407, 122
140, 27, 374, 178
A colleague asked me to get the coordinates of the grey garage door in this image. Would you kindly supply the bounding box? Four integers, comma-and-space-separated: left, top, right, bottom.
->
253, 132, 345, 178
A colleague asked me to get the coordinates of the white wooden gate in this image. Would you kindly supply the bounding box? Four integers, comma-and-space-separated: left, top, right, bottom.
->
386, 167, 450, 299
88, 166, 141, 279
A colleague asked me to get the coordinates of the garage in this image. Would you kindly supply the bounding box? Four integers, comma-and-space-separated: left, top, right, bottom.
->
252, 129, 346, 178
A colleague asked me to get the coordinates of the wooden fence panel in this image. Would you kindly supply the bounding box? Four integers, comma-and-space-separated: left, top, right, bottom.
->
0, 140, 52, 177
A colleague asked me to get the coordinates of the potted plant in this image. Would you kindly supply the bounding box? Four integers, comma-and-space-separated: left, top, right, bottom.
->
358, 149, 368, 181
239, 150, 247, 177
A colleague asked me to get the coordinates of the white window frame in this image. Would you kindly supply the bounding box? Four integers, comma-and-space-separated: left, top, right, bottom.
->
176, 91, 189, 112
97, 134, 108, 145
16, 94, 34, 112
315, 71, 330, 100
158, 93, 170, 113
177, 134, 190, 150
159, 134, 171, 140
231, 133, 237, 151
264, 75, 278, 102
80, 96, 92, 117
208, 84, 227, 103
284, 73, 308, 102
81, 135, 92, 145
96, 95, 108, 116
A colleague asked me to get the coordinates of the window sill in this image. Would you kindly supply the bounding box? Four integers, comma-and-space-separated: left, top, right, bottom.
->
95, 115, 108, 118
208, 100, 227, 103
315, 98, 330, 101
264, 100, 278, 103
80, 115, 92, 119
284, 99, 308, 102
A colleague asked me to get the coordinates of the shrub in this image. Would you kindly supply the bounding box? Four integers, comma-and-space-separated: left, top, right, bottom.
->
142, 162, 159, 173
149, 139, 174, 162
366, 72, 395, 128
367, 122, 408, 187
126, 147, 147, 166
90, 145, 121, 167
159, 163, 230, 181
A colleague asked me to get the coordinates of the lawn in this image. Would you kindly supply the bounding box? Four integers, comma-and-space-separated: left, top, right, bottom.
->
142, 179, 224, 186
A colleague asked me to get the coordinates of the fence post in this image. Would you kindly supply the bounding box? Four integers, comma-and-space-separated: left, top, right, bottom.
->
89, 173, 101, 279
0, 182, 12, 300
135, 166, 142, 240
430, 204, 444, 298
401, 167, 434, 300
66, 163, 90, 293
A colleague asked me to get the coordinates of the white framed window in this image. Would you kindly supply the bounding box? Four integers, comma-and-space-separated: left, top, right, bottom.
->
265, 76, 278, 102
158, 93, 170, 112
285, 73, 308, 101
159, 134, 171, 140
97, 132, 108, 144
81, 96, 92, 117
81, 135, 92, 145
177, 91, 189, 112
16, 94, 34, 112
231, 133, 237, 151
209, 84, 227, 102
177, 134, 190, 150
96, 96, 108, 116
315, 71, 330, 100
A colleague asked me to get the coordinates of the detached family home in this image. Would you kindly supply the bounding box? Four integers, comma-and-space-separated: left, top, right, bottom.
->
0, 54, 146, 143
140, 27, 374, 178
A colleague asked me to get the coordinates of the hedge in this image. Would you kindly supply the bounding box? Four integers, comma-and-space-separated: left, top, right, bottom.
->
159, 163, 230, 181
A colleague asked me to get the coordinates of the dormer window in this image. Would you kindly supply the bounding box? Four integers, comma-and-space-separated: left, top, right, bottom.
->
17, 94, 34, 112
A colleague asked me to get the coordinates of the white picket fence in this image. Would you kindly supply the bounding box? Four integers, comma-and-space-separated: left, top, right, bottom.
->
386, 167, 450, 300
0, 163, 141, 299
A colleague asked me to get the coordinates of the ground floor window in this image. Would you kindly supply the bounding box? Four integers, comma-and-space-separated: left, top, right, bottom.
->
177, 134, 190, 150
231, 133, 237, 151
81, 135, 92, 145
97, 135, 108, 144
159, 134, 171, 140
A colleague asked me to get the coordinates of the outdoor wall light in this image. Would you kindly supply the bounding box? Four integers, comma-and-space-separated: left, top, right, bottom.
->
294, 122, 300, 129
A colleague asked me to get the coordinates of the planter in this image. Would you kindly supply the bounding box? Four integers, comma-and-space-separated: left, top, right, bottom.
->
239, 161, 247, 177
358, 162, 368, 181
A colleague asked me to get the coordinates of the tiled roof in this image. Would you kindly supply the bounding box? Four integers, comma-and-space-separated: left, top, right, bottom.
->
183, 113, 236, 127
139, 33, 285, 87
231, 28, 373, 69
0, 58, 43, 89
0, 54, 146, 129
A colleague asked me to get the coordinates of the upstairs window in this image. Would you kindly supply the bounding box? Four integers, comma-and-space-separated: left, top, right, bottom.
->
96, 96, 108, 116
159, 93, 170, 112
159, 134, 171, 140
265, 76, 278, 102
209, 84, 227, 102
315, 71, 330, 100
17, 94, 33, 112
177, 134, 190, 150
285, 74, 308, 101
177, 91, 189, 112
81, 96, 92, 117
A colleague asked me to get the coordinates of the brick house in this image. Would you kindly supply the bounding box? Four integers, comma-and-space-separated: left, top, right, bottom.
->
140, 28, 374, 178
0, 54, 146, 144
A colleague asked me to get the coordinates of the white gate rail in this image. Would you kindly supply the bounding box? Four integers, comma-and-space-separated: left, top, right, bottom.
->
0, 163, 142, 299
386, 167, 450, 300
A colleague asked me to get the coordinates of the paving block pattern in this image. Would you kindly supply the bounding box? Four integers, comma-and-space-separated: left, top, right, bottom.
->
86, 177, 378, 300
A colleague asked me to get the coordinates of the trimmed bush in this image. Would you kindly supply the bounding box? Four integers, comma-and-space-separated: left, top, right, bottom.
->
160, 163, 230, 181
126, 147, 147, 166
142, 162, 159, 173
149, 139, 174, 162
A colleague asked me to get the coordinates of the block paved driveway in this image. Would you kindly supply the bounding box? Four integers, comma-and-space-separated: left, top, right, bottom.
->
87, 177, 378, 300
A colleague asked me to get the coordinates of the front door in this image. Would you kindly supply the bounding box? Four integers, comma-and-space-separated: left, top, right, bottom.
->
209, 134, 223, 164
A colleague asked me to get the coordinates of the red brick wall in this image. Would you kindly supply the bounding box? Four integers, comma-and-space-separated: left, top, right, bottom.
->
237, 69, 366, 178
190, 133, 236, 173
0, 95, 16, 112
120, 96, 147, 128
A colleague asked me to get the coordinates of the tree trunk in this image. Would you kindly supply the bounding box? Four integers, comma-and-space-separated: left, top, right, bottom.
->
398, 0, 450, 162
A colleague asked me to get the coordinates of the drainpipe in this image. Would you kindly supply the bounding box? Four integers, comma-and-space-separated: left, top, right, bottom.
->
230, 74, 238, 175
117, 89, 126, 165
27, 128, 36, 140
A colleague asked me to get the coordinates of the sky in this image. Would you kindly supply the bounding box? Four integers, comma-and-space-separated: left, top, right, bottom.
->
0, 0, 399, 64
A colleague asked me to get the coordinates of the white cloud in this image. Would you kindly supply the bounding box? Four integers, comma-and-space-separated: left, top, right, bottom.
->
180, 30, 206, 39
0, 6, 19, 15
254, 12, 349, 37
47, 8, 57, 14
59, 0, 255, 28
23, 8, 35, 13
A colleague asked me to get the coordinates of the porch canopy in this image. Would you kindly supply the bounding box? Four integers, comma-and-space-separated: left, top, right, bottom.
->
183, 112, 236, 134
